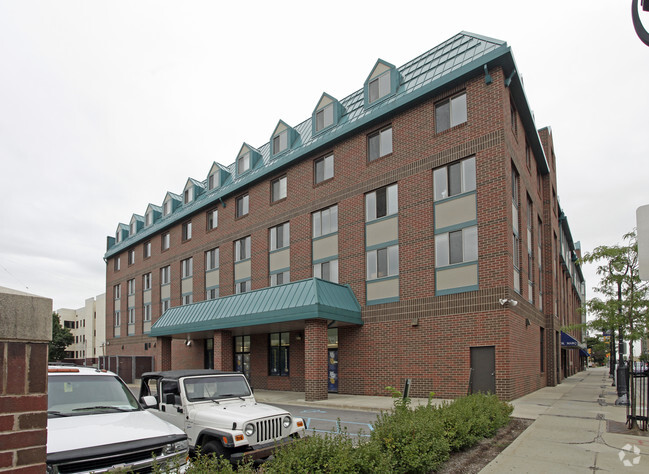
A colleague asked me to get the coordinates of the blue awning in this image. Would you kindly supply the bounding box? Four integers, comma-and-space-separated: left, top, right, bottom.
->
561, 331, 580, 347
579, 348, 589, 358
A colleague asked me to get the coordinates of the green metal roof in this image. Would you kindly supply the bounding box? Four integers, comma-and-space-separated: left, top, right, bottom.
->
149, 278, 362, 337
106, 31, 549, 258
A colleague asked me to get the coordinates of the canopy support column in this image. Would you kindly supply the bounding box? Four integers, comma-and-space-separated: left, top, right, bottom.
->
305, 319, 328, 401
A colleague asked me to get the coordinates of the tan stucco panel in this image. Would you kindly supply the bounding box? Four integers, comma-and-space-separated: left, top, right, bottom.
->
435, 194, 476, 230
128, 295, 135, 308
436, 264, 478, 291
313, 234, 338, 261
269, 249, 290, 272
205, 269, 220, 288
316, 95, 333, 109
369, 62, 391, 80
161, 284, 171, 300
143, 321, 151, 333
143, 290, 151, 305
367, 278, 399, 301
366, 216, 398, 248
235, 260, 251, 281
181, 277, 193, 295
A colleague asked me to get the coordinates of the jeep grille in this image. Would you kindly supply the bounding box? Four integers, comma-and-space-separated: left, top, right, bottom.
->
253, 416, 284, 444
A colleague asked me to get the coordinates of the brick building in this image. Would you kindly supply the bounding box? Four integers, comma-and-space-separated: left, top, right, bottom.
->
104, 32, 586, 401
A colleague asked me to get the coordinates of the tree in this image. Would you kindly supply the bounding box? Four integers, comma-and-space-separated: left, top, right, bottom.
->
50, 312, 74, 361
585, 336, 608, 365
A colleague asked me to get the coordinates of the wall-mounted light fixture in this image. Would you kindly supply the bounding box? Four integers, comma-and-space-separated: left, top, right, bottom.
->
499, 298, 518, 307
185, 335, 192, 347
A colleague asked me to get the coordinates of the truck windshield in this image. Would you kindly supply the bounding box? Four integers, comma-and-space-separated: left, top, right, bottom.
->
48, 375, 140, 417
183, 375, 251, 401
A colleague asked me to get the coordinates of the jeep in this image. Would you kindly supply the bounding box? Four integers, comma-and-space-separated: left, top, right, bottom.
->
138, 369, 306, 461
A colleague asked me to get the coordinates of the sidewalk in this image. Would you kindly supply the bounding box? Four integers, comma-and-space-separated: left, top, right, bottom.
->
255, 368, 649, 472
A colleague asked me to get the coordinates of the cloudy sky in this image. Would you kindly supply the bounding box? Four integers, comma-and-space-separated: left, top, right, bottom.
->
1, 0, 648, 310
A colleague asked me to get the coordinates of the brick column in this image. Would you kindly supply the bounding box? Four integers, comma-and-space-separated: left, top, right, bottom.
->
213, 330, 233, 371
304, 319, 328, 401
159, 337, 172, 371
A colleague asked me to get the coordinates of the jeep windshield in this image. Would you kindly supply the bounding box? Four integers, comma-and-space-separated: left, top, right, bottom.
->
183, 375, 251, 402
48, 374, 140, 417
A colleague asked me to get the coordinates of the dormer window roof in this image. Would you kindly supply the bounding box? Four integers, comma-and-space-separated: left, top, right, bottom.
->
145, 204, 162, 227
207, 162, 230, 190
129, 215, 144, 236
364, 59, 399, 107
312, 93, 343, 136
162, 192, 181, 217
269, 121, 298, 159
115, 223, 128, 243
183, 178, 204, 205
236, 144, 261, 177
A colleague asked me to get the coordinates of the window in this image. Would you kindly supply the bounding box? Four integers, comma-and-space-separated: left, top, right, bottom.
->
236, 280, 250, 294
273, 130, 288, 155
271, 176, 287, 202
182, 294, 193, 305
145, 210, 153, 226
369, 71, 391, 103
527, 197, 534, 303
270, 271, 290, 286
315, 103, 334, 132
161, 299, 170, 314
113, 284, 121, 300
130, 221, 136, 236
433, 156, 476, 200
163, 199, 172, 216
206, 288, 219, 300
208, 171, 218, 190
234, 336, 251, 378
127, 279, 135, 295
238, 152, 250, 175
367, 245, 399, 280
128, 308, 135, 325
270, 222, 290, 251
510, 99, 518, 136
182, 221, 192, 241
269, 332, 289, 376
114, 256, 120, 271
312, 205, 338, 238
181, 258, 193, 279
314, 154, 334, 184
143, 241, 151, 259
114, 310, 120, 327
540, 328, 545, 372
525, 141, 532, 170
143, 305, 151, 322
143, 273, 151, 291
368, 126, 392, 161
512, 167, 521, 293
313, 259, 338, 283
184, 188, 193, 204
128, 250, 135, 265
435, 226, 478, 267
162, 232, 170, 251
235, 236, 251, 262
207, 208, 218, 230
538, 217, 543, 310
435, 92, 467, 133
206, 248, 219, 271
366, 183, 398, 221
160, 265, 170, 285
236, 194, 249, 218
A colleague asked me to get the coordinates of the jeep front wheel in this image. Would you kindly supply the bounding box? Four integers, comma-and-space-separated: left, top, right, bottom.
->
201, 440, 230, 459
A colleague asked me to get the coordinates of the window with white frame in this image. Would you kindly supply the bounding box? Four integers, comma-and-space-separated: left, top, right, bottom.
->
238, 152, 250, 175
313, 259, 338, 283
433, 156, 476, 201
367, 245, 399, 280
161, 299, 170, 314
538, 217, 543, 310
143, 241, 151, 259
270, 271, 290, 286
114, 310, 120, 327
236, 280, 250, 294
206, 288, 219, 300
235, 236, 251, 262
182, 294, 193, 305
113, 284, 121, 300
128, 250, 135, 265
527, 196, 534, 303
236, 194, 249, 218
435, 226, 478, 267
314, 154, 334, 184
435, 92, 467, 133
160, 265, 170, 285
130, 221, 136, 236
207, 208, 218, 230
143, 304, 151, 322
181, 257, 193, 279
127, 279, 135, 295
315, 103, 334, 132
163, 199, 172, 216
143, 273, 151, 291
128, 308, 135, 325
114, 256, 120, 271
184, 187, 193, 204
512, 166, 521, 293
273, 130, 288, 155
368, 126, 392, 161
271, 176, 287, 202
312, 205, 338, 238
209, 170, 219, 190
206, 248, 219, 271
366, 184, 398, 221
162, 232, 170, 251
182, 221, 192, 241
369, 71, 391, 103
270, 223, 290, 251
145, 210, 153, 226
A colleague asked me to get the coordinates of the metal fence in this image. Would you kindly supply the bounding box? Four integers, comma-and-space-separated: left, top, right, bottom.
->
627, 366, 648, 431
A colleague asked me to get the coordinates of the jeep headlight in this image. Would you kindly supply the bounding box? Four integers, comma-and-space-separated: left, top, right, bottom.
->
163, 439, 189, 455
283, 415, 292, 428
244, 423, 256, 437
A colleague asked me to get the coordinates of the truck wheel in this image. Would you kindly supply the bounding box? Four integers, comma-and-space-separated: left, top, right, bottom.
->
201, 440, 229, 459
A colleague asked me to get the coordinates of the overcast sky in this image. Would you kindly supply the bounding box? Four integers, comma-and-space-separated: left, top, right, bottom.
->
1, 0, 648, 310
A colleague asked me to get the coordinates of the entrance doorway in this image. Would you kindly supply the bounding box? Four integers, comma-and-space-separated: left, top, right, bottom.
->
470, 346, 496, 394
328, 328, 338, 393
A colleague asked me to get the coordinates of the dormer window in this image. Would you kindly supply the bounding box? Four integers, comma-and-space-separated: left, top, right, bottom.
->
369, 71, 390, 103
145, 210, 153, 226
238, 152, 250, 175
163, 199, 172, 216
129, 222, 136, 236
184, 188, 193, 204
273, 130, 288, 155
116, 230, 121, 243
315, 104, 333, 132
208, 170, 219, 190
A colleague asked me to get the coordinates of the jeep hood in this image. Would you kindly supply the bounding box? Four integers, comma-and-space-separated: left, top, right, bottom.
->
47, 410, 185, 454
189, 401, 289, 425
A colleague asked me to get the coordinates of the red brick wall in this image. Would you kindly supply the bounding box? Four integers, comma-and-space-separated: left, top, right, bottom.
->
0, 342, 48, 473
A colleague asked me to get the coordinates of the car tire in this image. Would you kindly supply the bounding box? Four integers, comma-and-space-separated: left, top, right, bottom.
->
201, 440, 229, 459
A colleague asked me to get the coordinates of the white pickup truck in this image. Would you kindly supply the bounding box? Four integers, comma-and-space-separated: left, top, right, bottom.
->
138, 369, 306, 461
47, 365, 189, 473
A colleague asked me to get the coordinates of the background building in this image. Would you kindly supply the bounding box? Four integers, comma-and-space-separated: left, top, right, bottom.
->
104, 32, 585, 400
56, 293, 106, 366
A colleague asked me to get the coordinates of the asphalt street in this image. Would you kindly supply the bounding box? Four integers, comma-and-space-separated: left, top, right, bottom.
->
273, 403, 377, 439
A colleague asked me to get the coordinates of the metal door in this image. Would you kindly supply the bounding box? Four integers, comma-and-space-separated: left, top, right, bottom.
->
470, 346, 496, 394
